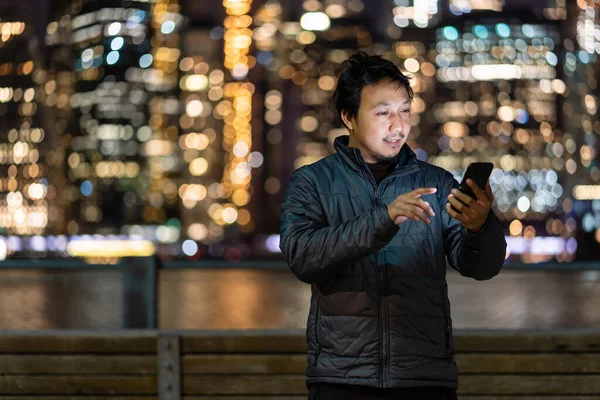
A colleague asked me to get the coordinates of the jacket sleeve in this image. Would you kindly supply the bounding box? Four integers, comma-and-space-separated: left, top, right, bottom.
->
440, 172, 507, 280
279, 167, 399, 284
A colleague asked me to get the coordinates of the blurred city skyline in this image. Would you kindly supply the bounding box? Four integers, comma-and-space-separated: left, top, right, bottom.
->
0, 0, 599, 264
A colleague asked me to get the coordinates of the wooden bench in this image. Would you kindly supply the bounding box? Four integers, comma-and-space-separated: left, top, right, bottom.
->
0, 329, 598, 399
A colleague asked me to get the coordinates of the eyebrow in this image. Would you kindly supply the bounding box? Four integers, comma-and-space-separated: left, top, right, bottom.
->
372, 100, 411, 109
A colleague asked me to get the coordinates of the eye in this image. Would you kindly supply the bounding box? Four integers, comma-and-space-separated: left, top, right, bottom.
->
401, 109, 411, 113
376, 111, 389, 116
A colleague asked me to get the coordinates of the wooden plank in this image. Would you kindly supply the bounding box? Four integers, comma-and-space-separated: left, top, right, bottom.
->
181, 374, 600, 395
181, 331, 307, 353
6, 396, 599, 400
182, 354, 306, 374
456, 353, 600, 373
1, 396, 597, 400
182, 353, 600, 375
0, 376, 157, 395
184, 397, 305, 400
459, 397, 600, 400
183, 398, 599, 400
0, 355, 157, 374
0, 397, 157, 400
179, 330, 600, 353
454, 330, 600, 352
0, 330, 598, 354
182, 375, 306, 395
459, 375, 600, 395
0, 332, 156, 353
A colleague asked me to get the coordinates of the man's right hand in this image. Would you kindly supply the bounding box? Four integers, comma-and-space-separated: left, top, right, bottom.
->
387, 188, 437, 225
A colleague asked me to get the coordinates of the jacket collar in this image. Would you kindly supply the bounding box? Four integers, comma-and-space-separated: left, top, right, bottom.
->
333, 135, 419, 174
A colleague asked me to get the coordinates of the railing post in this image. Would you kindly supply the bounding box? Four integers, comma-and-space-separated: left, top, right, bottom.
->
122, 256, 157, 328
157, 333, 181, 400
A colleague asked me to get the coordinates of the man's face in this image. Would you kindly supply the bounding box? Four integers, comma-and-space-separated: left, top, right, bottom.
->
343, 79, 412, 164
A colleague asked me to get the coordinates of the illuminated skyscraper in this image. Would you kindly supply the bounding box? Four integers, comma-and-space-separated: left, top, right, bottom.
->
391, 0, 441, 28
55, 0, 182, 242
0, 9, 50, 241
177, 0, 277, 257
542, 0, 568, 20
176, 2, 228, 249
275, 0, 436, 237
447, 0, 504, 15
44, 8, 74, 236
560, 0, 600, 258
426, 1, 600, 262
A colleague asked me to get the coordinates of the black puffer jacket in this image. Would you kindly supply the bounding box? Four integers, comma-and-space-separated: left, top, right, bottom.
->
280, 135, 506, 389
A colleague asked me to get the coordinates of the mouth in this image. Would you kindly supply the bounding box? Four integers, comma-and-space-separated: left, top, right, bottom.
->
384, 138, 402, 147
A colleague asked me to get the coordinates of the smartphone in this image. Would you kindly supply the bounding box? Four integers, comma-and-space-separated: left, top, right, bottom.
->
457, 162, 493, 200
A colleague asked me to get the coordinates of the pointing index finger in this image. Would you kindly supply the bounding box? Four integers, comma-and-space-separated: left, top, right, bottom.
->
412, 188, 437, 197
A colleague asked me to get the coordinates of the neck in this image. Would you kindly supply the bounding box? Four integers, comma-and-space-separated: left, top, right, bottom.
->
348, 135, 375, 163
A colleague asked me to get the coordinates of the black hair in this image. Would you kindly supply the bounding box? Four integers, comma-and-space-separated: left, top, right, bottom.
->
334, 51, 413, 129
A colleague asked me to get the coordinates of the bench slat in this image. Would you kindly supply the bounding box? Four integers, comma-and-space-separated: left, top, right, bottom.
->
455, 331, 600, 352
181, 375, 600, 395
0, 397, 598, 400
183, 397, 305, 400
0, 355, 156, 374
0, 333, 156, 353
183, 355, 306, 374
179, 330, 600, 353
0, 376, 156, 395
181, 333, 306, 354
1, 331, 597, 354
459, 397, 600, 400
459, 375, 600, 395
180, 353, 600, 374
457, 353, 600, 373
0, 398, 156, 400
183, 375, 306, 395
182, 398, 599, 400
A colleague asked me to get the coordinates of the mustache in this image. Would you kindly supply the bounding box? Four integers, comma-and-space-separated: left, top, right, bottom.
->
384, 134, 405, 141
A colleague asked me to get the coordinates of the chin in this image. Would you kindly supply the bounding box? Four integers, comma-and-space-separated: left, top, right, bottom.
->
374, 150, 402, 163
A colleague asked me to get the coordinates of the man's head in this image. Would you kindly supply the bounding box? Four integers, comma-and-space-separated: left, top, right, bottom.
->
334, 52, 413, 163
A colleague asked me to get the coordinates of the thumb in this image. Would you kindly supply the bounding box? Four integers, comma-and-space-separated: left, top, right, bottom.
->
394, 216, 408, 225
484, 182, 493, 200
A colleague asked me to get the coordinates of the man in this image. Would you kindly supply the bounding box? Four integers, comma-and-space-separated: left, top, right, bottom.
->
279, 52, 507, 399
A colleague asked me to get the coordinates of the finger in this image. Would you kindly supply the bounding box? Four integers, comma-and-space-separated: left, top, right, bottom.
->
466, 179, 490, 204
394, 216, 408, 224
404, 198, 436, 218
447, 194, 477, 219
421, 200, 435, 218
445, 202, 471, 224
397, 206, 431, 224
452, 187, 486, 213
410, 205, 432, 224
450, 187, 478, 209
410, 187, 437, 198
484, 182, 494, 201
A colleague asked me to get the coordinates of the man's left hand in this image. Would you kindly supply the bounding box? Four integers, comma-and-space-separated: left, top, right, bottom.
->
445, 179, 493, 233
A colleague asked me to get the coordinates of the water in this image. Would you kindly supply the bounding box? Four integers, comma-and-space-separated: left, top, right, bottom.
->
0, 268, 598, 330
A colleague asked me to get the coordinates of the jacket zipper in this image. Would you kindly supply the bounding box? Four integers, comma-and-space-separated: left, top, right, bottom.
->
360, 167, 385, 388
359, 155, 419, 388
379, 257, 390, 387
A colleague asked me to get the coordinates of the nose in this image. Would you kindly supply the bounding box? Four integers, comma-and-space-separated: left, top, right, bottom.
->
389, 112, 405, 135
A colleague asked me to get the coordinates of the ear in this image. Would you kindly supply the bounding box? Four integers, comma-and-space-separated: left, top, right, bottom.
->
341, 111, 354, 131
